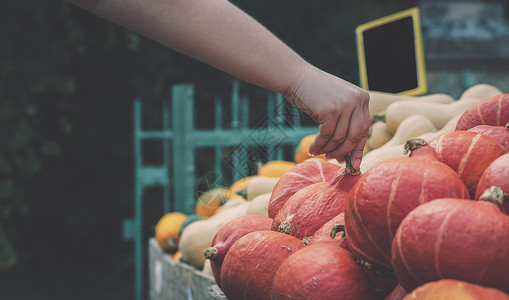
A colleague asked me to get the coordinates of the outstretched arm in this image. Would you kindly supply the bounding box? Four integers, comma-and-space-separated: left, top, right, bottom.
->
65, 0, 370, 168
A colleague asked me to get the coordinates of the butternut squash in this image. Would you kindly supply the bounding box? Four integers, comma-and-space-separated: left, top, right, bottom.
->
359, 114, 461, 173
238, 176, 279, 201
367, 121, 393, 150
359, 144, 408, 173
381, 115, 437, 148
384, 97, 482, 134
368, 91, 455, 121
212, 197, 247, 215
363, 143, 371, 155
417, 113, 462, 142
246, 192, 271, 216
460, 83, 503, 100
179, 201, 249, 269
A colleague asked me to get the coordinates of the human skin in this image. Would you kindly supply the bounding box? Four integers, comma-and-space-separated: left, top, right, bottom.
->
64, 0, 370, 168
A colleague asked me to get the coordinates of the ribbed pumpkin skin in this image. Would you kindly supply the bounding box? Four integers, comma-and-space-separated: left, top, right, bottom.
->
268, 160, 341, 218
385, 283, 408, 300
271, 244, 377, 300
272, 169, 360, 240
429, 131, 507, 198
220, 230, 303, 300
392, 199, 509, 294
307, 212, 348, 249
468, 124, 509, 151
456, 94, 509, 131
207, 215, 273, 287
345, 157, 469, 278
475, 153, 509, 213
403, 279, 509, 300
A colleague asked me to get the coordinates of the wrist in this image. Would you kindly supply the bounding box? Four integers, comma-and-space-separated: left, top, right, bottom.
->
283, 63, 318, 106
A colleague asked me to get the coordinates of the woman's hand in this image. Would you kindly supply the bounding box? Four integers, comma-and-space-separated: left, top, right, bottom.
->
285, 66, 370, 170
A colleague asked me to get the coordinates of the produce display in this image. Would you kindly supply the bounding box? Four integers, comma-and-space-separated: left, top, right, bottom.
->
152, 84, 509, 299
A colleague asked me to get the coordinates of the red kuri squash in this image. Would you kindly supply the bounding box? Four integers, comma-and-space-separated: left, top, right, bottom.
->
345, 153, 469, 278
268, 160, 341, 218
475, 152, 509, 214
429, 131, 507, 198
272, 244, 377, 300
385, 283, 408, 300
467, 122, 509, 151
392, 188, 509, 293
272, 159, 361, 239
203, 214, 273, 287
307, 212, 348, 249
402, 279, 509, 300
456, 93, 509, 131
220, 230, 303, 300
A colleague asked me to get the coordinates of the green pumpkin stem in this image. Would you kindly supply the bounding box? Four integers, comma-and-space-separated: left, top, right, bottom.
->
373, 113, 386, 122
236, 187, 248, 199
302, 236, 312, 245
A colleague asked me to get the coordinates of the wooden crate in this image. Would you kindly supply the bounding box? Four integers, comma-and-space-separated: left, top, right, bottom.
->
148, 238, 227, 300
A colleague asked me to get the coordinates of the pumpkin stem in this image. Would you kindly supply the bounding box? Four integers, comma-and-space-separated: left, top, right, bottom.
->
236, 187, 247, 199
506, 121, 509, 129
404, 138, 428, 154
203, 247, 218, 260
302, 236, 312, 245
330, 224, 346, 240
278, 221, 291, 234
345, 154, 361, 176
479, 186, 507, 208
373, 113, 386, 123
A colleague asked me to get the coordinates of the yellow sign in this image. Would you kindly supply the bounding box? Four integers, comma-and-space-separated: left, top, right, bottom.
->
356, 7, 427, 96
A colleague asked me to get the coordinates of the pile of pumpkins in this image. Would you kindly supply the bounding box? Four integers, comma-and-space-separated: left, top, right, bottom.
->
155, 84, 509, 300
154, 143, 315, 269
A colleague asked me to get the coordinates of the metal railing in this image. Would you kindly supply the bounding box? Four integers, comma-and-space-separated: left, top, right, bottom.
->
125, 81, 319, 300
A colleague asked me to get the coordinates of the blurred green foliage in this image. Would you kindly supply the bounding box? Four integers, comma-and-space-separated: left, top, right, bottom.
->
0, 0, 416, 298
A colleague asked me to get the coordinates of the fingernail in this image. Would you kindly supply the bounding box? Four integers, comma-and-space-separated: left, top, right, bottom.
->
353, 159, 361, 169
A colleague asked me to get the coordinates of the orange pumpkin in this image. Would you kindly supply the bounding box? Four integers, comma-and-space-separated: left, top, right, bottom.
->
228, 176, 256, 199
404, 279, 509, 300
155, 212, 187, 254
257, 160, 296, 178
195, 187, 231, 217
294, 134, 327, 163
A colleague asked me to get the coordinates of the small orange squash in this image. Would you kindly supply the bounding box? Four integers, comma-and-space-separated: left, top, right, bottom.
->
155, 212, 187, 254
195, 187, 231, 217
257, 160, 296, 177
294, 134, 327, 163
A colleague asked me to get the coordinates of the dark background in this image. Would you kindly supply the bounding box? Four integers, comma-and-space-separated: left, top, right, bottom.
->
0, 1, 416, 299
